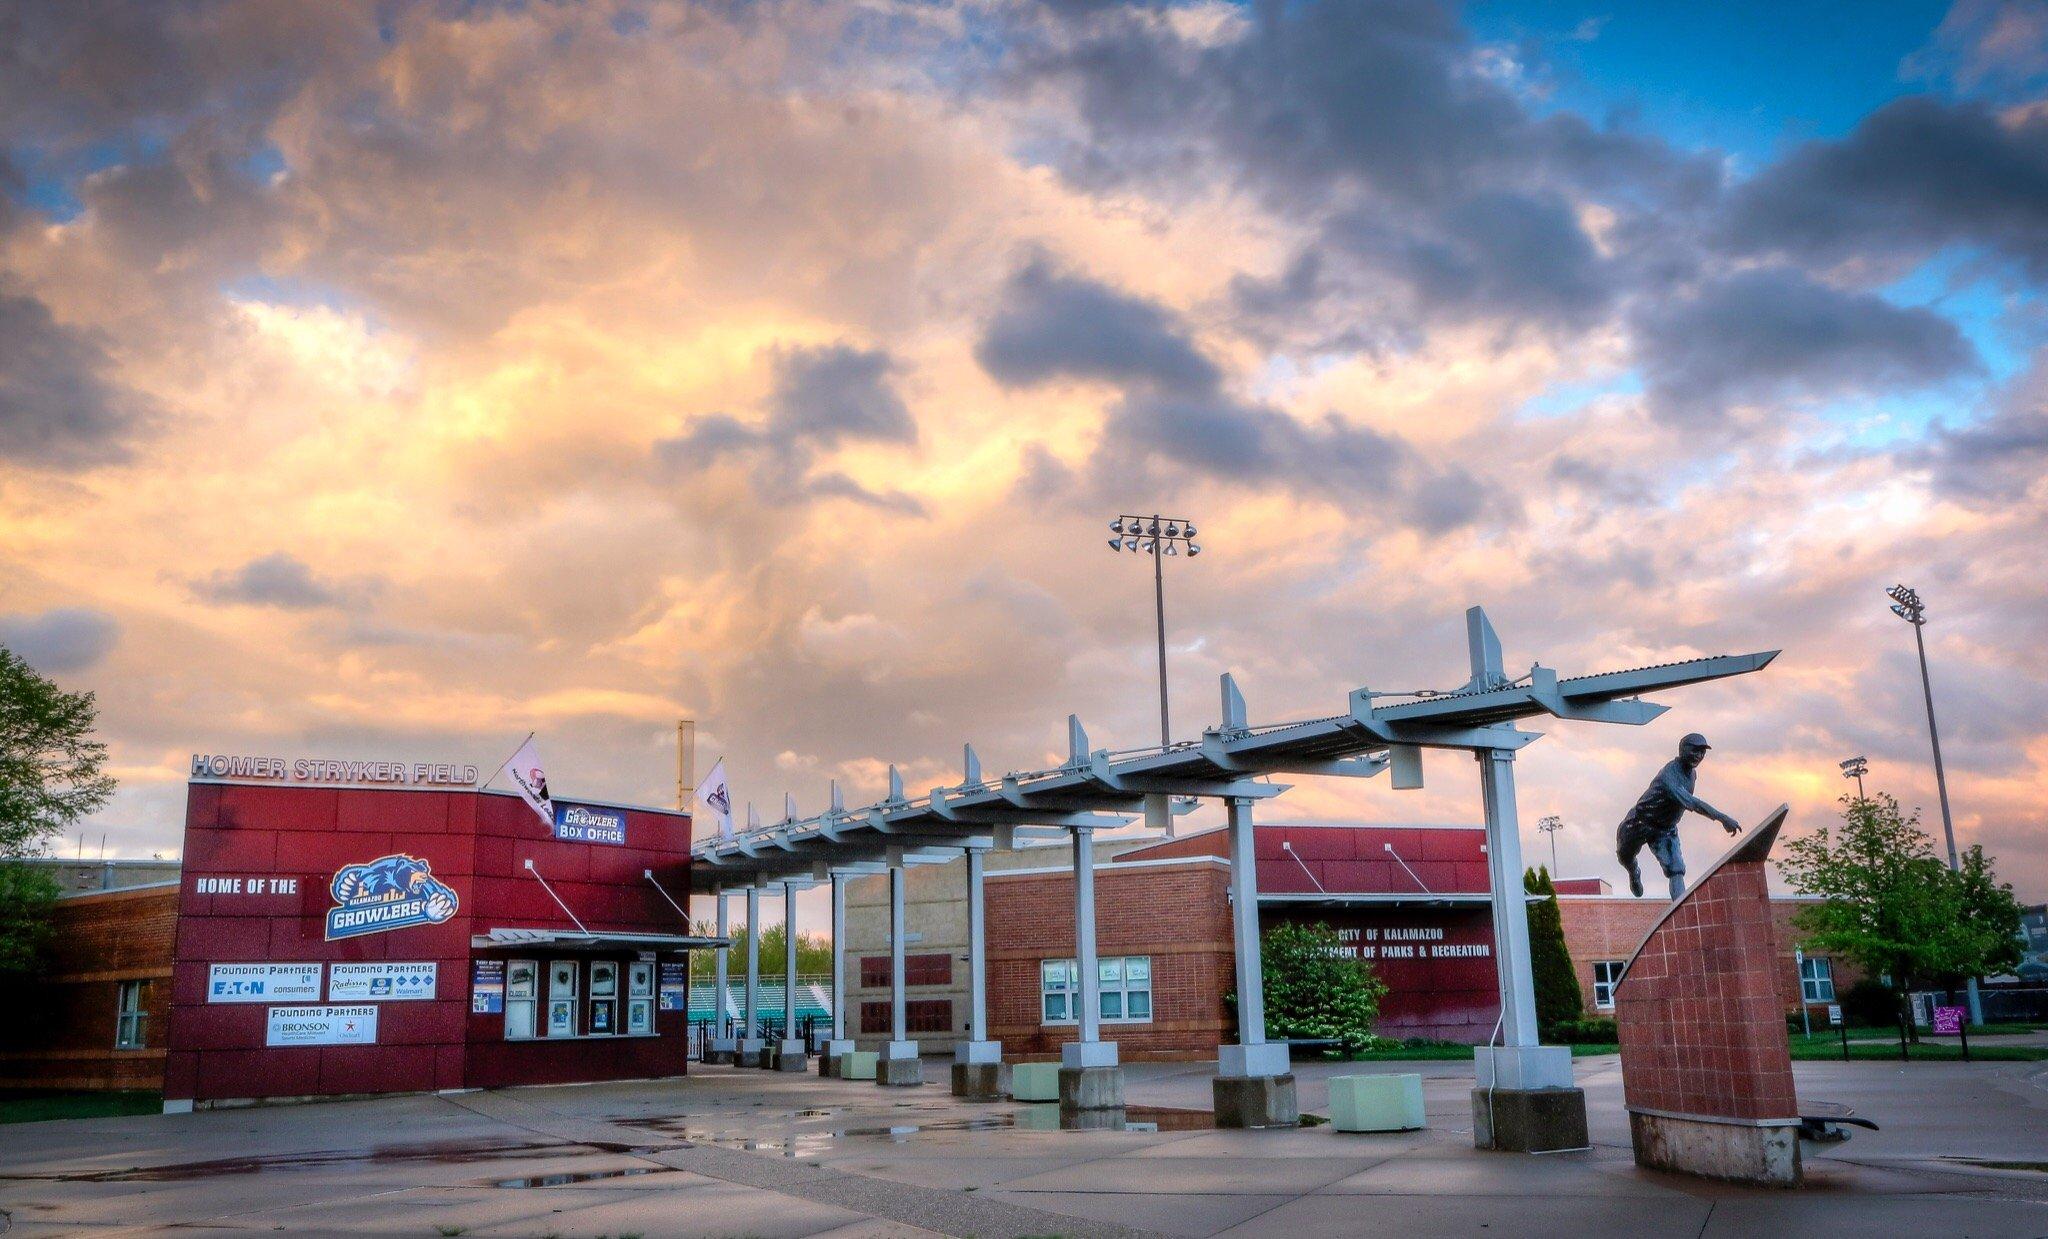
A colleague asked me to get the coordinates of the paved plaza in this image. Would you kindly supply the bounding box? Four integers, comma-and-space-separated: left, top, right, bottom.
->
5, 1054, 2048, 1237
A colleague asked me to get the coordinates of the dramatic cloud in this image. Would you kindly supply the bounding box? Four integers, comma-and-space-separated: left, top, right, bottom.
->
977, 260, 1222, 393
658, 343, 924, 513
192, 553, 351, 610
0, 289, 142, 467
1905, 349, 2048, 503
0, 607, 119, 673
1632, 268, 1979, 422
1720, 96, 2048, 280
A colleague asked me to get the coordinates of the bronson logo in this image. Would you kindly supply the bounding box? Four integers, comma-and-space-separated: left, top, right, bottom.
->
324, 854, 460, 940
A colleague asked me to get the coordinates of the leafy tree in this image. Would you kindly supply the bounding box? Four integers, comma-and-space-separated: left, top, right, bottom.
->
1524, 866, 1585, 1036
689, 919, 833, 978
1257, 921, 1388, 1055
0, 647, 114, 856
0, 648, 115, 978
1779, 794, 2024, 1040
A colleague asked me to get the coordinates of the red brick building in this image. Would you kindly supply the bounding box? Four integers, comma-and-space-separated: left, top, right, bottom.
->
977, 822, 1851, 1059
0, 881, 178, 1092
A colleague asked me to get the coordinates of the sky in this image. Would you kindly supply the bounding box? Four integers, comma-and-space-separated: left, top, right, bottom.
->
4, 0, 2048, 923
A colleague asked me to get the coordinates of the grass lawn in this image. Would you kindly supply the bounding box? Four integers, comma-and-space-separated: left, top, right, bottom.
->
1320, 1043, 1618, 1062
0, 1091, 162, 1124
1787, 1032, 2048, 1062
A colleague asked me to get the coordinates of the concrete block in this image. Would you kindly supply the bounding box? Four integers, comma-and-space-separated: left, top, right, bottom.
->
1009, 1062, 1061, 1102
955, 1039, 1003, 1066
820, 1039, 855, 1079
775, 1039, 808, 1071
1059, 1064, 1125, 1111
951, 1060, 1006, 1101
1214, 1073, 1299, 1128
1329, 1074, 1424, 1132
841, 1050, 878, 1080
1217, 1041, 1291, 1079
736, 1038, 766, 1068
878, 1054, 924, 1087
1474, 1045, 1574, 1091
1472, 1087, 1588, 1153
1062, 1039, 1119, 1069
706, 1036, 738, 1066
1630, 1111, 1801, 1187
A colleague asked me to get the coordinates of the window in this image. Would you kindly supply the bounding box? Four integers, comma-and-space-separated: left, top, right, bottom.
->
1800, 956, 1836, 1003
1040, 956, 1152, 1025
114, 980, 149, 1049
861, 999, 952, 1034
588, 960, 619, 1035
627, 962, 654, 1035
860, 953, 952, 988
546, 960, 579, 1037
1592, 961, 1624, 1011
505, 959, 538, 1039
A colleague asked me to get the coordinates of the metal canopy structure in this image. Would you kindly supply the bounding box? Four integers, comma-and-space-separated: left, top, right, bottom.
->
691, 605, 1777, 1126
689, 611, 1775, 889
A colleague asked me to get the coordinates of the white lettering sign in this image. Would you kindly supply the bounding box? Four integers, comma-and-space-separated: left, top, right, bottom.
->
208, 963, 322, 1003
191, 754, 480, 788
328, 962, 438, 1001
193, 875, 300, 896
266, 1005, 378, 1046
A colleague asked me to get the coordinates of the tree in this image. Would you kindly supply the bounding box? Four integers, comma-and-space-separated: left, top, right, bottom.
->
0, 647, 114, 857
1779, 794, 2024, 1039
1256, 921, 1388, 1055
0, 648, 114, 979
688, 919, 834, 978
1524, 866, 1584, 1036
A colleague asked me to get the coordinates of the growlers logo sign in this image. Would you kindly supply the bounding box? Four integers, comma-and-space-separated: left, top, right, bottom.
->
324, 854, 460, 940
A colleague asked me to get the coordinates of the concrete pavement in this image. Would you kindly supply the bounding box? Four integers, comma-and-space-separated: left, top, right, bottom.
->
2, 1054, 2046, 1236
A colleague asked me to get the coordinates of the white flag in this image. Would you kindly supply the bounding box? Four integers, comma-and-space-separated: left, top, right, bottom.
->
495, 735, 554, 827
698, 758, 734, 841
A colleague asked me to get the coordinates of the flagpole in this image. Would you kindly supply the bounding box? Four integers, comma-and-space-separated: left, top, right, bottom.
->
479, 731, 536, 793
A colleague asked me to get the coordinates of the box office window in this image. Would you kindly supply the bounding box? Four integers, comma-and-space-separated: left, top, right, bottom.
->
1592, 960, 1624, 1011
627, 961, 655, 1035
1041, 956, 1151, 1025
546, 960, 579, 1038
114, 980, 149, 1050
588, 961, 619, 1036
505, 959, 539, 1039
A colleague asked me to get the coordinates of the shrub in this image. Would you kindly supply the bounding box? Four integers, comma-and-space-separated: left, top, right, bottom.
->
1546, 1016, 1618, 1045
1258, 921, 1388, 1055
1839, 978, 1900, 1028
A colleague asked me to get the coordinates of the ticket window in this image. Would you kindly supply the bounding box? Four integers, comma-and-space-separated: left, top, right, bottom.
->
546, 960, 580, 1038
505, 959, 539, 1040
626, 962, 654, 1035
588, 960, 619, 1036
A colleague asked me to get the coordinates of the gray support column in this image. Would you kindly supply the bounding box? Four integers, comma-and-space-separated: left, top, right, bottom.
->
740, 885, 765, 1066
879, 857, 922, 1084
952, 846, 1002, 1098
1471, 746, 1584, 1151
1213, 795, 1295, 1126
709, 890, 736, 1062
823, 872, 854, 1075
1060, 826, 1121, 1109
776, 883, 807, 1069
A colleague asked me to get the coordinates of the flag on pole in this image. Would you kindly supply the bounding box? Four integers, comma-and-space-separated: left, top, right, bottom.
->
697, 758, 734, 841
495, 734, 554, 827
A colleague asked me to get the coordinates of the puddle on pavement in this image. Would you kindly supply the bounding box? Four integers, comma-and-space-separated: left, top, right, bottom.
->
8, 1141, 565, 1183
490, 1167, 660, 1188
632, 1104, 1217, 1156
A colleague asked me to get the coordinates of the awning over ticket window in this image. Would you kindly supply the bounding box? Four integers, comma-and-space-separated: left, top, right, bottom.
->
471, 928, 728, 952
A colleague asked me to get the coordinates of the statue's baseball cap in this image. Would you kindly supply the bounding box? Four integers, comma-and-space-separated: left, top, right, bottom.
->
1681, 732, 1711, 748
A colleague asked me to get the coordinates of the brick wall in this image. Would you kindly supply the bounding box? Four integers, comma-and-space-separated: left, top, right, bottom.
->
1560, 896, 1862, 1019
0, 884, 178, 1091
986, 861, 1234, 1061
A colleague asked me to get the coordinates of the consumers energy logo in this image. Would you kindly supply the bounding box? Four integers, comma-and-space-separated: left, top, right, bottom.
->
325, 854, 460, 940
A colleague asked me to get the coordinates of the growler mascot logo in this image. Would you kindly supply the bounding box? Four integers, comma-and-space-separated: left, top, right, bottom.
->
325, 854, 460, 940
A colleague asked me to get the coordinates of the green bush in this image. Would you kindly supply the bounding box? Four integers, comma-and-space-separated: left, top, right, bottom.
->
1257, 921, 1388, 1055
1546, 1016, 1618, 1044
1524, 867, 1585, 1038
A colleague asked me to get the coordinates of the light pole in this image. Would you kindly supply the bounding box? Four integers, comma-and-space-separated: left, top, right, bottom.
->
1886, 584, 1981, 1025
1536, 815, 1563, 876
1839, 755, 1868, 802
1107, 514, 1199, 748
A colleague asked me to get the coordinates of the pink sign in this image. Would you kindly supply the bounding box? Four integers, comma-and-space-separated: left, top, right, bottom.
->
1932, 1005, 1966, 1035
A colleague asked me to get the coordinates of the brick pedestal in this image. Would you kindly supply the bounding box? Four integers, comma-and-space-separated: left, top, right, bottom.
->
1614, 808, 1802, 1188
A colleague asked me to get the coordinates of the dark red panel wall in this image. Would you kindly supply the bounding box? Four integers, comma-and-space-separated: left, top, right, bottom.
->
166, 783, 692, 1104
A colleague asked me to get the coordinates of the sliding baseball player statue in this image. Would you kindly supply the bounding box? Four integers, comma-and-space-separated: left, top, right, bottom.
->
1616, 733, 1741, 900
